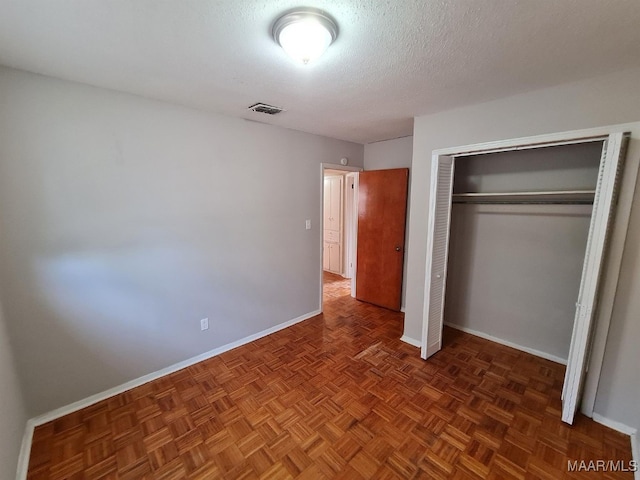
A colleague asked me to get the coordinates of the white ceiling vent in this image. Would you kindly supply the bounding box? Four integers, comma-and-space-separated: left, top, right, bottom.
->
248, 103, 284, 115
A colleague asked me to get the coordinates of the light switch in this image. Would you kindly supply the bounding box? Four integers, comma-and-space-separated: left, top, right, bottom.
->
305, 219, 311, 230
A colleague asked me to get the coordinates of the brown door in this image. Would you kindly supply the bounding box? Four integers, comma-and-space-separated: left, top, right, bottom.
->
356, 168, 409, 311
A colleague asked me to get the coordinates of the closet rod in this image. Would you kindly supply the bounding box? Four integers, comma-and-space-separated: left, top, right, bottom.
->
452, 200, 594, 205
453, 190, 595, 198
452, 190, 595, 205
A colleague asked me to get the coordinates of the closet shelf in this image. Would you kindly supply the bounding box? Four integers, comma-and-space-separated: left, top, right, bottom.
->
452, 190, 596, 205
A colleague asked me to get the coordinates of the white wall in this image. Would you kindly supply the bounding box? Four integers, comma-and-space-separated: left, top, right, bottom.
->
0, 302, 27, 480
0, 67, 363, 416
364, 136, 413, 309
404, 67, 640, 432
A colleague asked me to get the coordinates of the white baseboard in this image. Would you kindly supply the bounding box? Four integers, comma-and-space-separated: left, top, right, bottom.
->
444, 322, 567, 365
592, 413, 638, 436
400, 335, 421, 348
591, 414, 639, 479
16, 309, 321, 480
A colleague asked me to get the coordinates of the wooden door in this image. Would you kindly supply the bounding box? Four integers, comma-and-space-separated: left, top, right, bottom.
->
356, 168, 409, 311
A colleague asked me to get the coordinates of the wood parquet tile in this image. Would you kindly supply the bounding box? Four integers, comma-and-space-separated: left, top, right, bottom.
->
27, 273, 633, 479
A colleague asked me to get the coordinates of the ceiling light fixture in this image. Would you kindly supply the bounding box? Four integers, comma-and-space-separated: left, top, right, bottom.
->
272, 8, 338, 65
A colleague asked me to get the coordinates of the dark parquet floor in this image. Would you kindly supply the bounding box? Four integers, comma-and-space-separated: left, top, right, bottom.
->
26, 271, 633, 479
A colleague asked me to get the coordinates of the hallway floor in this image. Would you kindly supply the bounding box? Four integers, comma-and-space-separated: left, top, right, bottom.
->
323, 271, 351, 301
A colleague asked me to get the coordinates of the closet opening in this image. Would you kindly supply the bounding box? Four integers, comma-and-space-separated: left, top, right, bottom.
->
445, 141, 603, 365
421, 130, 629, 425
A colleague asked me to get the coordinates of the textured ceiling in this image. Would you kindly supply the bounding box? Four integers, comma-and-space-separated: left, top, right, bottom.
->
0, 1, 639, 144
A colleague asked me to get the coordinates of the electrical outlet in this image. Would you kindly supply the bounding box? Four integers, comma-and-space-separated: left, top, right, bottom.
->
200, 318, 209, 331
305, 219, 311, 230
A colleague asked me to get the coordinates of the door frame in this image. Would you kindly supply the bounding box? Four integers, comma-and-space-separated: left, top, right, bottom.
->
344, 172, 358, 281
421, 123, 639, 420
320, 163, 362, 313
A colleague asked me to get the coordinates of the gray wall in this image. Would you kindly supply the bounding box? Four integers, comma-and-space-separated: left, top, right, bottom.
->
446, 203, 591, 361
452, 142, 603, 193
404, 66, 640, 432
445, 144, 601, 361
0, 302, 27, 479
0, 67, 363, 416
364, 136, 413, 310
594, 182, 640, 432
364, 136, 413, 170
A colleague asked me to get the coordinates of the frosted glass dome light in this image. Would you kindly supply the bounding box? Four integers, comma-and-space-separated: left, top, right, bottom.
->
272, 9, 338, 65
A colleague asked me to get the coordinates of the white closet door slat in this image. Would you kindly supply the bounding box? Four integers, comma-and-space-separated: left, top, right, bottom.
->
421, 155, 455, 359
561, 132, 628, 424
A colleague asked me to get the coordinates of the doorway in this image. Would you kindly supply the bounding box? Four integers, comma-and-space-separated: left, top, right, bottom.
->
320, 165, 410, 312
320, 165, 360, 308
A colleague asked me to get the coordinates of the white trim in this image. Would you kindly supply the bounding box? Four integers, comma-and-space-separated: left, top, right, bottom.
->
321, 163, 362, 173
562, 133, 627, 424
15, 419, 36, 480
592, 413, 637, 436
588, 414, 639, 479
350, 172, 359, 298
421, 155, 455, 359
421, 155, 439, 358
400, 335, 421, 348
28, 309, 320, 427
582, 136, 638, 418
430, 122, 640, 157
449, 137, 608, 158
344, 173, 356, 280
444, 322, 567, 365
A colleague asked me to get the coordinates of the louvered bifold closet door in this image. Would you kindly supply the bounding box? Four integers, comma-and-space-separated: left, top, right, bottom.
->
561, 132, 628, 424
421, 155, 455, 359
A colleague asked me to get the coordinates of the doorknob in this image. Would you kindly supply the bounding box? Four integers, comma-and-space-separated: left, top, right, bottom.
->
395, 246, 401, 252
436, 274, 442, 279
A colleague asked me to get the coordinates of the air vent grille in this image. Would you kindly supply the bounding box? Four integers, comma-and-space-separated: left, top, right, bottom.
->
248, 103, 284, 115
